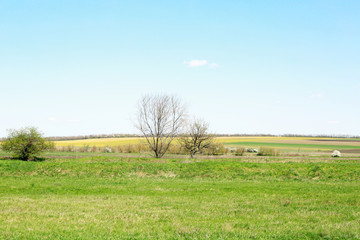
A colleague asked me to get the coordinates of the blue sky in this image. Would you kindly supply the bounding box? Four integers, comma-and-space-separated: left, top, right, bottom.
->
0, 0, 359, 137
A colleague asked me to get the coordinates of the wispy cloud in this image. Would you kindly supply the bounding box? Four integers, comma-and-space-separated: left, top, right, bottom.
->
183, 60, 219, 68
48, 117, 57, 122
183, 60, 208, 67
328, 120, 339, 124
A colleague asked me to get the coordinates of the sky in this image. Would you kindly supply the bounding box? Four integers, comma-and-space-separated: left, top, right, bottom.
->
0, 0, 359, 137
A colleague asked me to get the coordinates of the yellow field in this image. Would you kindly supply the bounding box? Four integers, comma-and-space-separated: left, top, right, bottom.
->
54, 136, 360, 151
55, 137, 145, 147
54, 136, 360, 146
217, 136, 360, 146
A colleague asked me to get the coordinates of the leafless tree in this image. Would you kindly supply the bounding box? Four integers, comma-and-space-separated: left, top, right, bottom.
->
181, 119, 214, 158
136, 94, 187, 158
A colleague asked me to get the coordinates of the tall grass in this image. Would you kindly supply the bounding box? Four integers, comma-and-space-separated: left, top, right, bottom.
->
55, 142, 232, 156
56, 143, 150, 154
257, 147, 279, 156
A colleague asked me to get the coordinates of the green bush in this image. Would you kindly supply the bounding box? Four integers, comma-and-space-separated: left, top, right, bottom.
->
235, 147, 246, 156
257, 147, 278, 156
200, 142, 229, 155
1, 127, 54, 161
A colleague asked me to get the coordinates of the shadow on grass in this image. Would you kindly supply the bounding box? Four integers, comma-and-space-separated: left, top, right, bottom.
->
0, 156, 46, 162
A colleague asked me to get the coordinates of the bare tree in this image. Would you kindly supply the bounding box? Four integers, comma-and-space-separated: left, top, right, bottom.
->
181, 119, 214, 158
136, 94, 186, 158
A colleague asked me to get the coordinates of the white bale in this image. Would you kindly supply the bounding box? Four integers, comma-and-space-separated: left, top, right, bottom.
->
331, 150, 341, 157
246, 148, 253, 152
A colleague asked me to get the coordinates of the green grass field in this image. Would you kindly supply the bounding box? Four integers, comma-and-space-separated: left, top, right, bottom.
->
1, 154, 360, 239
225, 141, 360, 151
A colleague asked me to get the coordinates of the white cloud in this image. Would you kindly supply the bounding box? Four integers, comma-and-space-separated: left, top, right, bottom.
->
209, 63, 219, 68
183, 60, 208, 67
328, 120, 339, 124
48, 117, 57, 122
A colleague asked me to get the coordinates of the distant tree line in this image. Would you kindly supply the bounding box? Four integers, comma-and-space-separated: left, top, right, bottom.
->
48, 134, 141, 141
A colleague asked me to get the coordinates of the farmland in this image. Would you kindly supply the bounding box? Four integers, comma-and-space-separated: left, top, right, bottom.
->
2, 0, 359, 239
1, 137, 360, 239
53, 136, 360, 154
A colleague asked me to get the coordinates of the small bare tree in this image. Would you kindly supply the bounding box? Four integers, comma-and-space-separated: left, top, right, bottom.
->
181, 119, 214, 158
136, 94, 186, 158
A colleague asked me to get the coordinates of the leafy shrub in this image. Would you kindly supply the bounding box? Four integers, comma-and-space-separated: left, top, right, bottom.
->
235, 147, 246, 156
200, 142, 229, 155
1, 127, 54, 161
257, 147, 278, 156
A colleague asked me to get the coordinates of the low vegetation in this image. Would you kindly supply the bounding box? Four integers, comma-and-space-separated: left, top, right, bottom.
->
234, 147, 246, 156
257, 147, 278, 156
1, 128, 359, 239
0, 155, 359, 239
1, 127, 54, 161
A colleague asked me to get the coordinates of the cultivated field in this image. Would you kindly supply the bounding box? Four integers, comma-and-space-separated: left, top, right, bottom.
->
54, 136, 360, 155
1, 137, 359, 239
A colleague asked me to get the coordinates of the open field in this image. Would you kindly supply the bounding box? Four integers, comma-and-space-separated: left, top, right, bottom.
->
53, 136, 360, 154
55, 137, 144, 147
1, 154, 360, 239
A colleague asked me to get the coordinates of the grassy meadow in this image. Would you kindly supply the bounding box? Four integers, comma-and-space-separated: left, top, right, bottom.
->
1, 137, 360, 239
